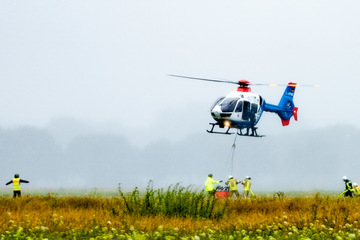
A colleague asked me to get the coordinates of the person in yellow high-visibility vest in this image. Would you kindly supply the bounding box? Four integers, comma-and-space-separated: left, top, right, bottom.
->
225, 175, 240, 198
205, 174, 222, 196
353, 183, 360, 197
241, 176, 252, 198
5, 174, 30, 198
339, 176, 355, 197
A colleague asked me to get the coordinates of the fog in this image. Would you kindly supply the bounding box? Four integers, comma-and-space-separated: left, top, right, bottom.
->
1, 1, 360, 193
0, 118, 358, 192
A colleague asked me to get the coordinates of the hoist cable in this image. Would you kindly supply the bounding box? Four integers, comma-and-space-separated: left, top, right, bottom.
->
229, 131, 238, 175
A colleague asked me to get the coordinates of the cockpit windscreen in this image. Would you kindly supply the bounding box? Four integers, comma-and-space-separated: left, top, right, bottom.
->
220, 97, 239, 112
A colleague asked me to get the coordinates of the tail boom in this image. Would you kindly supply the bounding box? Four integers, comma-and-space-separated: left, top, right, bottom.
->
263, 82, 298, 126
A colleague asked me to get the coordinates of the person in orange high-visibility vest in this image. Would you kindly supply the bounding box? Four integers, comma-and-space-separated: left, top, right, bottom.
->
6, 174, 30, 198
225, 175, 240, 198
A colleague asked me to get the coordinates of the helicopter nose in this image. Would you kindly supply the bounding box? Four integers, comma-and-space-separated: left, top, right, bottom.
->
211, 106, 221, 118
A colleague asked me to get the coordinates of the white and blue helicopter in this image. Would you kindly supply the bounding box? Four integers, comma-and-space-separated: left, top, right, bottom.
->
170, 75, 317, 137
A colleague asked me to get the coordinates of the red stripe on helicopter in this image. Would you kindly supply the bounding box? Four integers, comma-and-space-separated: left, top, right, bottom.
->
281, 119, 290, 126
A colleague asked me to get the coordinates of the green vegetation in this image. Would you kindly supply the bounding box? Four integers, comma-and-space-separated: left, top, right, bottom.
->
1, 184, 360, 239
118, 181, 227, 220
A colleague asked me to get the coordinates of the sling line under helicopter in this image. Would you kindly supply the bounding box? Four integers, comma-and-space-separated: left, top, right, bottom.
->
227, 130, 239, 175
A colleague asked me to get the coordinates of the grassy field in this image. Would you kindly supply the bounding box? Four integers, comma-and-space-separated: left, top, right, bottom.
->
1, 184, 359, 239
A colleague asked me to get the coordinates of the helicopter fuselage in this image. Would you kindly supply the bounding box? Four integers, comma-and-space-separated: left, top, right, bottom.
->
210, 91, 265, 130
168, 74, 299, 136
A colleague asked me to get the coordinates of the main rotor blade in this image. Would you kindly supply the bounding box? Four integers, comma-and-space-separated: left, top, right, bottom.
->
251, 83, 320, 87
298, 84, 321, 87
168, 74, 239, 85
250, 83, 291, 87
169, 74, 320, 88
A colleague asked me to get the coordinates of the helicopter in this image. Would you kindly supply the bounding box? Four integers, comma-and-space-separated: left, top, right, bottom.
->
170, 74, 317, 137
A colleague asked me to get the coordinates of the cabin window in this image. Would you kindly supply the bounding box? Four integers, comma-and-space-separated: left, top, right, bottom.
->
235, 101, 243, 112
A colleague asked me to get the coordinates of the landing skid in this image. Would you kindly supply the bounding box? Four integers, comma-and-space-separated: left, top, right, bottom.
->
207, 123, 265, 137
237, 127, 264, 138
237, 130, 265, 138
207, 123, 234, 135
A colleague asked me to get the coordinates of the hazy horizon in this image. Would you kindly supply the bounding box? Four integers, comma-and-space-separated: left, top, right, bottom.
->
1, 120, 358, 193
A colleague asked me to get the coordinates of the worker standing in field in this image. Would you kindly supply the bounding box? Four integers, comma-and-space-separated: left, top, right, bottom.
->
205, 174, 222, 196
5, 174, 30, 198
225, 175, 240, 198
353, 183, 360, 197
340, 176, 355, 197
241, 176, 252, 198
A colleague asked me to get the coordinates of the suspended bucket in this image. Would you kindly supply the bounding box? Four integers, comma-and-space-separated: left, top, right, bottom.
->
215, 191, 230, 199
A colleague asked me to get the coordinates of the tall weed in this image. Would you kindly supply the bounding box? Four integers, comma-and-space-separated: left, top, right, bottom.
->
118, 181, 227, 219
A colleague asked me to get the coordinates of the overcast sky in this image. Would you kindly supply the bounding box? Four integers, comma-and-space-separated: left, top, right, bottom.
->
1, 1, 359, 132
0, 1, 359, 191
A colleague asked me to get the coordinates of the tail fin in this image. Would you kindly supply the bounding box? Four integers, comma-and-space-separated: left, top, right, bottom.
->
263, 82, 298, 126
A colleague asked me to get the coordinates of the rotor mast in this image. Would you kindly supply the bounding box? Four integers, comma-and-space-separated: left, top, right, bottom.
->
237, 80, 251, 92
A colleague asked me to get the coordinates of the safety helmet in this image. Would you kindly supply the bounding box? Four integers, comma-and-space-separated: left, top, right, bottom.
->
246, 176, 251, 179
343, 176, 348, 181
228, 175, 233, 179
354, 183, 358, 186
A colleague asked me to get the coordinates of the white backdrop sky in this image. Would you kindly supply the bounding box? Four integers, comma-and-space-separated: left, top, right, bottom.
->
1, 1, 359, 135
0, 1, 360, 190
